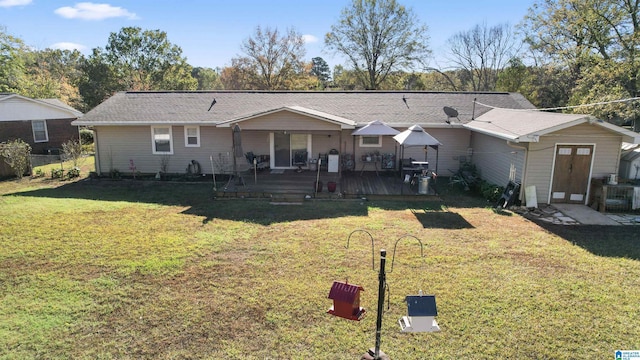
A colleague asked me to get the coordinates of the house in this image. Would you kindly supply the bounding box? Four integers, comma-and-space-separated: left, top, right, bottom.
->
72, 90, 640, 205
0, 93, 83, 154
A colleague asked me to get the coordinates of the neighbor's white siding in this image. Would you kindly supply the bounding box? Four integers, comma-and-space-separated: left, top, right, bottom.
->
0, 97, 76, 121
470, 132, 525, 187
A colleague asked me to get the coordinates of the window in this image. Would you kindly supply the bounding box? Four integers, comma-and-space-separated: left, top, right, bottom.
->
359, 135, 381, 147
32, 120, 48, 142
151, 126, 173, 154
184, 126, 200, 147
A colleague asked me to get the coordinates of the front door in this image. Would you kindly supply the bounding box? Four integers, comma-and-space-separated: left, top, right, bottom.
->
550, 145, 594, 204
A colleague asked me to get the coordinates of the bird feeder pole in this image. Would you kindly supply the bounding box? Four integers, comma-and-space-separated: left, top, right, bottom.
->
373, 249, 387, 360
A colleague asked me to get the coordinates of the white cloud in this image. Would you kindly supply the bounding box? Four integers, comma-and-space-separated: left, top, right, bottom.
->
0, 0, 32, 8
51, 42, 87, 51
302, 34, 319, 44
54, 2, 138, 20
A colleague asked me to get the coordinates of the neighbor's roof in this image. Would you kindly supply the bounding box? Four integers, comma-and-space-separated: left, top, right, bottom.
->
466, 108, 640, 143
72, 90, 535, 127
0, 93, 83, 118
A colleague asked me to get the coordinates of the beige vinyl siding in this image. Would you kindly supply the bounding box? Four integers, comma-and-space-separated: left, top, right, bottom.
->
525, 141, 554, 205
239, 111, 342, 131
399, 128, 472, 174
470, 132, 525, 186
96, 125, 235, 175
525, 123, 623, 204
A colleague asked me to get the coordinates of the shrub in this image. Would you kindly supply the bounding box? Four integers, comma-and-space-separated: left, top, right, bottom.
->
62, 139, 83, 167
449, 162, 480, 191
67, 167, 80, 179
480, 180, 505, 203
51, 168, 64, 179
79, 128, 94, 145
33, 168, 45, 178
81, 144, 94, 154
0, 139, 31, 179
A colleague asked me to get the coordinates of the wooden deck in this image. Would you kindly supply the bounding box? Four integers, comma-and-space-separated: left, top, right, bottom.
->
215, 168, 439, 200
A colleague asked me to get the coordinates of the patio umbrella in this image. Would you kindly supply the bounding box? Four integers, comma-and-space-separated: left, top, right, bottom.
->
231, 124, 244, 185
351, 120, 401, 170
393, 124, 442, 174
351, 120, 400, 136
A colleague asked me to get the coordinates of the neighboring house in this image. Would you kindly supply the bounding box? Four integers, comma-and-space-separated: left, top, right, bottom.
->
0, 93, 83, 154
72, 90, 639, 205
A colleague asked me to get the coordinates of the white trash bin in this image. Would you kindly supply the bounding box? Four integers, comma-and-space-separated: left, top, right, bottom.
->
419, 176, 430, 194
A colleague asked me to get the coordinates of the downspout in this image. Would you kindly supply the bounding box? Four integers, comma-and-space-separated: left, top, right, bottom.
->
93, 128, 101, 176
507, 140, 528, 203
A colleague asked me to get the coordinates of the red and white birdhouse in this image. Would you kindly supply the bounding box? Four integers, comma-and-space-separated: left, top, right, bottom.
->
327, 280, 366, 321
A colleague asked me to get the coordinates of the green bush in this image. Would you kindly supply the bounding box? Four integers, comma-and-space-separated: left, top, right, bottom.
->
79, 128, 94, 145
33, 168, 45, 178
449, 162, 480, 191
479, 180, 505, 203
81, 144, 94, 154
67, 167, 80, 179
0, 139, 31, 179
51, 168, 64, 179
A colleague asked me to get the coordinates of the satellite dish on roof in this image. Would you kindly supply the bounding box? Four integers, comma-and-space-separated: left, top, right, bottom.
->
443, 106, 459, 118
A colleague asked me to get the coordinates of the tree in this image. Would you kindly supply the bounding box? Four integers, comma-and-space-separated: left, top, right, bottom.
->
497, 58, 573, 109
310, 57, 331, 86
231, 26, 307, 90
521, 0, 640, 125
21, 49, 85, 110
62, 139, 83, 167
0, 26, 27, 93
446, 22, 520, 91
192, 67, 223, 90
78, 48, 121, 111
79, 27, 197, 109
324, 0, 430, 90
220, 61, 250, 90
0, 139, 31, 179
330, 64, 358, 89
105, 27, 197, 90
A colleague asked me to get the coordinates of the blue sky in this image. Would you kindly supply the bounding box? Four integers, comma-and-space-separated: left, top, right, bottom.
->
1, 0, 533, 70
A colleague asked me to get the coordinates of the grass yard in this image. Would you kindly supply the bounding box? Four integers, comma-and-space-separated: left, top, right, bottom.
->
1, 163, 639, 359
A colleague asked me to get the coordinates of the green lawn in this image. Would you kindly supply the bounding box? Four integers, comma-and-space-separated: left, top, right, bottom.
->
1, 166, 639, 359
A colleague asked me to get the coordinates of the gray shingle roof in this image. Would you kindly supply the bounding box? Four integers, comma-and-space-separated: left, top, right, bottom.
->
468, 108, 640, 143
73, 90, 535, 127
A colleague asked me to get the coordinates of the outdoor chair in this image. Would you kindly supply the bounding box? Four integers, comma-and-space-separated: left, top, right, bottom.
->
293, 150, 308, 172
245, 152, 269, 170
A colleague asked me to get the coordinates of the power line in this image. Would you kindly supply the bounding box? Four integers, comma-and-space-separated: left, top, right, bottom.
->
474, 96, 640, 112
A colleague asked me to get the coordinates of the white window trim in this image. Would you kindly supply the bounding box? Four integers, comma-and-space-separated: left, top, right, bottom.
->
151, 126, 174, 155
32, 120, 49, 143
359, 135, 382, 148
184, 126, 200, 147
